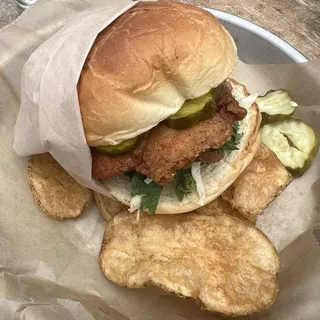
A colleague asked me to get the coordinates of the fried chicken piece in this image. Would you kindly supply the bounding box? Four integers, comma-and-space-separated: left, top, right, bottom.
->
197, 150, 224, 164
91, 136, 150, 179
135, 111, 235, 184
92, 151, 139, 179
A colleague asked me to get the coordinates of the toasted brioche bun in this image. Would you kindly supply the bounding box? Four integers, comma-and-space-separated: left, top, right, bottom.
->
100, 79, 261, 214
78, 1, 238, 147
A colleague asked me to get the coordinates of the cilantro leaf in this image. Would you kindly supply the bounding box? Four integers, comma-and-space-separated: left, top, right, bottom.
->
175, 188, 185, 202
218, 140, 239, 151
233, 120, 240, 132
175, 168, 196, 202
233, 121, 243, 145
218, 121, 243, 151
130, 173, 162, 215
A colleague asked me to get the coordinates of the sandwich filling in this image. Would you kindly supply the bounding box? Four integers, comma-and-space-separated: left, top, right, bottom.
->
91, 82, 247, 213
92, 82, 246, 183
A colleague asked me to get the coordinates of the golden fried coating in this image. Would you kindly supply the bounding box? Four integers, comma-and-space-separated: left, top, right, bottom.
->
92, 151, 138, 180
135, 112, 235, 184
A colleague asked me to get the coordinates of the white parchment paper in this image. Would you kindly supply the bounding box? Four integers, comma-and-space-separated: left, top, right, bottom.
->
1, 0, 319, 319
13, 0, 137, 197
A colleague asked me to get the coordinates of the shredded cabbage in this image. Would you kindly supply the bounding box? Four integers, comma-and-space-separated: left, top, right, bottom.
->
128, 195, 143, 222
191, 162, 205, 206
239, 92, 259, 109
144, 178, 153, 184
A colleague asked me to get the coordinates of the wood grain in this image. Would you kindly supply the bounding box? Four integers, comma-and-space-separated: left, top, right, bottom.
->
1, 0, 319, 59
182, 0, 320, 60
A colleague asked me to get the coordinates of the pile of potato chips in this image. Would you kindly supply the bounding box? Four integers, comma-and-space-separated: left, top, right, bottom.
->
27, 143, 291, 316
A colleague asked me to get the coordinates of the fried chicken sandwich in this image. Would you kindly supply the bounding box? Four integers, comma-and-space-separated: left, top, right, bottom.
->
77, 0, 261, 214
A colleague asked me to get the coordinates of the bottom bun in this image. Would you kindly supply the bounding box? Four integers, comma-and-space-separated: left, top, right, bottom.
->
101, 79, 261, 214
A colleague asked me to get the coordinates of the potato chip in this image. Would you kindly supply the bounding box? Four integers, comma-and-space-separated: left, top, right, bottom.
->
28, 153, 93, 220
100, 212, 279, 316
222, 144, 292, 219
94, 192, 127, 222
195, 196, 256, 224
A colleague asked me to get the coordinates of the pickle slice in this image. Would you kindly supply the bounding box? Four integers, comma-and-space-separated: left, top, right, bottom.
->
261, 119, 319, 176
165, 91, 216, 129
256, 89, 298, 125
94, 135, 143, 156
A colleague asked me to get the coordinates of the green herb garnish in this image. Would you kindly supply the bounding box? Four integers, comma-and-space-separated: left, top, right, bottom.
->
218, 121, 243, 151
175, 168, 196, 202
128, 172, 162, 215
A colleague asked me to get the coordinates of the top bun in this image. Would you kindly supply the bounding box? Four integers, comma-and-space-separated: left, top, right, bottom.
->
78, 1, 238, 147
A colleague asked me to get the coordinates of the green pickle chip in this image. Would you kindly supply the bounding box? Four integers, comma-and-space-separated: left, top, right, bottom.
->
165, 86, 220, 129
261, 119, 319, 176
256, 89, 298, 125
94, 135, 143, 156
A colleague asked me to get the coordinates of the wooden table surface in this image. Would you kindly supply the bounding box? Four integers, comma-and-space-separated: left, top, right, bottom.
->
184, 0, 320, 60
1, 0, 319, 60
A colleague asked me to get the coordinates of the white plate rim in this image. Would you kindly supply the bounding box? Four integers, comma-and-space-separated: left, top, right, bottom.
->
203, 8, 308, 63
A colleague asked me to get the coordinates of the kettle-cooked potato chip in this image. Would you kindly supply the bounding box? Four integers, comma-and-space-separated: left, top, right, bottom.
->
28, 153, 93, 220
94, 192, 127, 222
222, 144, 292, 219
195, 196, 256, 224
100, 212, 279, 317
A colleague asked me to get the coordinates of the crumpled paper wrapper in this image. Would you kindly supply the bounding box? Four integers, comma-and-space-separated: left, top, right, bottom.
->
1, 0, 320, 319
13, 0, 137, 197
